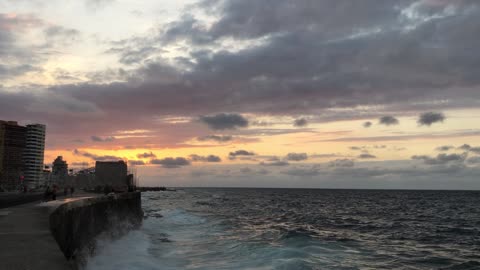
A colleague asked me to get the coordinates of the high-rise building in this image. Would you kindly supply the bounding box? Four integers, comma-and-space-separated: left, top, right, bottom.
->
23, 124, 46, 188
0, 121, 46, 190
51, 156, 68, 186
0, 121, 27, 190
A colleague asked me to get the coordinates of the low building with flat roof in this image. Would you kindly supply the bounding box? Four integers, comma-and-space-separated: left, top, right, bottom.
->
95, 161, 128, 191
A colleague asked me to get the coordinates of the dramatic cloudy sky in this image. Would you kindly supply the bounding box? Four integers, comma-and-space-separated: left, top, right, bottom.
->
2, 0, 480, 189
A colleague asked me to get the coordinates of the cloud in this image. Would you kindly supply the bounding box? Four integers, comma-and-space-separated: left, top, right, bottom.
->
128, 160, 145, 166
458, 144, 480, 154
379, 116, 399, 126
358, 153, 377, 159
4, 0, 480, 165
260, 161, 290, 167
412, 153, 467, 165
229, 150, 255, 158
351, 145, 386, 152
286, 153, 308, 161
197, 135, 233, 142
150, 157, 191, 168
459, 144, 472, 151
418, 112, 446, 126
73, 149, 123, 161
240, 167, 270, 175
329, 159, 355, 168
436, 145, 454, 152
91, 135, 115, 142
199, 113, 248, 130
283, 167, 320, 177
44, 25, 80, 46
322, 130, 480, 142
293, 118, 308, 127
363, 121, 372, 128
136, 152, 156, 159
467, 156, 480, 165
310, 153, 344, 159
189, 154, 222, 162
470, 148, 480, 155
0, 14, 45, 79
71, 162, 90, 167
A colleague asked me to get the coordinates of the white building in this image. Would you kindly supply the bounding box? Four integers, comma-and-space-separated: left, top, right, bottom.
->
22, 124, 46, 188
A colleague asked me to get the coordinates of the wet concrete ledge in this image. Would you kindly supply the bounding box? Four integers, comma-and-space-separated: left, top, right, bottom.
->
50, 192, 143, 263
0, 192, 45, 209
0, 192, 142, 269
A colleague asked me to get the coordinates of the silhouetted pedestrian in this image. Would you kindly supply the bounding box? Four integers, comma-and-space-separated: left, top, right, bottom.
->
70, 186, 75, 196
44, 186, 51, 201
52, 185, 57, 200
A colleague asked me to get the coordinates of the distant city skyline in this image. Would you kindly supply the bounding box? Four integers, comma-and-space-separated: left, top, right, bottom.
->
1, 0, 480, 189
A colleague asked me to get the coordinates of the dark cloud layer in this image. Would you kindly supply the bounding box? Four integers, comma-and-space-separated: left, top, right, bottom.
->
436, 145, 454, 152
197, 135, 233, 142
71, 162, 90, 167
418, 112, 445, 126
137, 152, 157, 159
358, 153, 377, 159
329, 159, 355, 168
189, 154, 222, 162
293, 118, 308, 127
91, 135, 115, 142
2, 0, 480, 154
229, 150, 255, 160
73, 149, 123, 161
412, 153, 467, 165
151, 157, 191, 168
458, 144, 480, 154
200, 113, 248, 130
286, 153, 308, 161
283, 167, 320, 177
229, 150, 255, 157
129, 160, 145, 166
260, 161, 290, 167
379, 116, 399, 126
363, 121, 372, 128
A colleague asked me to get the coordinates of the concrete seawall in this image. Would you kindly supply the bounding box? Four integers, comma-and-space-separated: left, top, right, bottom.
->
50, 192, 143, 262
0, 192, 45, 208
0, 192, 143, 269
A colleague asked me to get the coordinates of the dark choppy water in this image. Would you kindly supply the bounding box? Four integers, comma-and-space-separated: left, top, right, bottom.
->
87, 189, 480, 269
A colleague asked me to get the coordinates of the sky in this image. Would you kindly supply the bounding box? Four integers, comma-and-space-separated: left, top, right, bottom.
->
1, 0, 480, 189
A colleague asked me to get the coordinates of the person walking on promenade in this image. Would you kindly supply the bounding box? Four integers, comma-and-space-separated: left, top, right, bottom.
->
52, 185, 57, 200
70, 186, 75, 197
43, 186, 51, 202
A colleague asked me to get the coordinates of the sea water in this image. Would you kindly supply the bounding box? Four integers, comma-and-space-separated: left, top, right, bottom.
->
86, 188, 480, 269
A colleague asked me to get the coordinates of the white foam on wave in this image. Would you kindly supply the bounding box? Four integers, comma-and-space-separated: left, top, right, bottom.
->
85, 230, 158, 270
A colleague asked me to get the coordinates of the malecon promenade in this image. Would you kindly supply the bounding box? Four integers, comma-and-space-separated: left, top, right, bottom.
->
0, 191, 143, 269
0, 194, 93, 269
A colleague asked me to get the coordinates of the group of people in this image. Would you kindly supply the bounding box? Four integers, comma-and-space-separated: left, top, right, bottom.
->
43, 185, 75, 201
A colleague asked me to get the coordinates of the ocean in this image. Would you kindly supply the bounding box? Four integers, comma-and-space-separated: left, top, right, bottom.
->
86, 188, 480, 270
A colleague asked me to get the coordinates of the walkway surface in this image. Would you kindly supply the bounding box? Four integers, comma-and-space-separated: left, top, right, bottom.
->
0, 194, 96, 270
